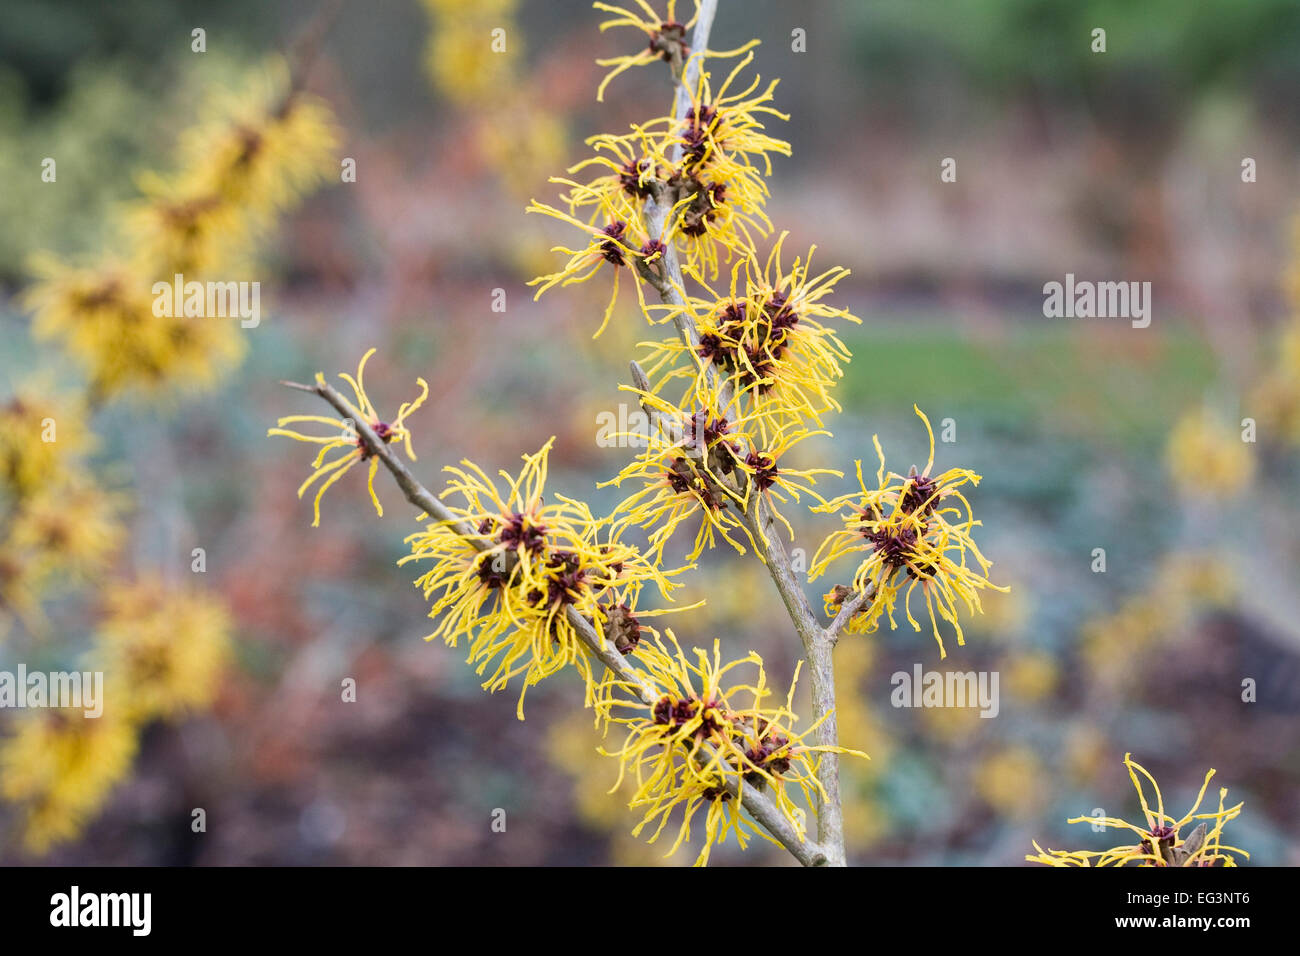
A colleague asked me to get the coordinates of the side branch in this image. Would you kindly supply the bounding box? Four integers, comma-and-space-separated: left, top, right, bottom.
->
278, 376, 828, 867
827, 585, 875, 644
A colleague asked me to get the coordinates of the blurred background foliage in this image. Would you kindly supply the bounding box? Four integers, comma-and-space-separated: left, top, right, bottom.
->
0, 0, 1296, 865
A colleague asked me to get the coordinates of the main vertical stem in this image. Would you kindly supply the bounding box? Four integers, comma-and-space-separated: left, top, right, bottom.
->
641, 0, 848, 867
807, 641, 844, 865
747, 497, 846, 866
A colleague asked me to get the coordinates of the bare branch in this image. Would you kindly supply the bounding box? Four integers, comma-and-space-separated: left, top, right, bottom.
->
827, 584, 877, 646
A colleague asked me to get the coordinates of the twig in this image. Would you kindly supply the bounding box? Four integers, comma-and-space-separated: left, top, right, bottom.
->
670, 0, 719, 164
637, 0, 712, 355
827, 584, 876, 645
282, 0, 347, 111
279, 375, 828, 867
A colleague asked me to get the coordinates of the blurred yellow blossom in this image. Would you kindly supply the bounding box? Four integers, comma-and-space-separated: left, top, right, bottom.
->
97, 578, 233, 723
1165, 407, 1254, 498
974, 746, 1046, 819
0, 713, 138, 854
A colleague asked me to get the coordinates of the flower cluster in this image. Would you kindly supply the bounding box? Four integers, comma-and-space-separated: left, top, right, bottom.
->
24, 60, 337, 401
419, 0, 566, 199
2, 56, 323, 855
0, 579, 231, 853
811, 407, 1005, 658
95, 578, 233, 724
1028, 754, 1247, 867
641, 234, 860, 439
269, 348, 429, 527
0, 712, 138, 855
596, 630, 865, 865
266, 343, 864, 862
529, 12, 862, 581
528, 34, 792, 333
421, 0, 521, 106
401, 438, 684, 717
262, 1, 1015, 867
601, 383, 836, 562
0, 384, 118, 636
593, 0, 700, 100
124, 64, 337, 276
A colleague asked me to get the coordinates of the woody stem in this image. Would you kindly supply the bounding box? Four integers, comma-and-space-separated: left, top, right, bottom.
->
741, 495, 849, 866
635, 0, 851, 867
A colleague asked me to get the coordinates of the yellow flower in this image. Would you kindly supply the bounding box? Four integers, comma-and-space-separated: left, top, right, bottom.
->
811, 406, 1006, 658
8, 477, 124, 585
526, 199, 661, 337
26, 60, 335, 403
664, 167, 774, 278
421, 0, 521, 105
96, 578, 232, 723
675, 49, 790, 179
269, 348, 429, 527
551, 126, 671, 225
641, 233, 859, 439
734, 423, 840, 541
592, 0, 699, 100
601, 385, 756, 563
1028, 753, 1248, 867
530, 40, 792, 325
591, 1, 780, 103
595, 629, 865, 865
1165, 407, 1254, 498
0, 712, 138, 854
604, 377, 835, 556
124, 178, 250, 277
572, 113, 777, 281
401, 438, 681, 717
